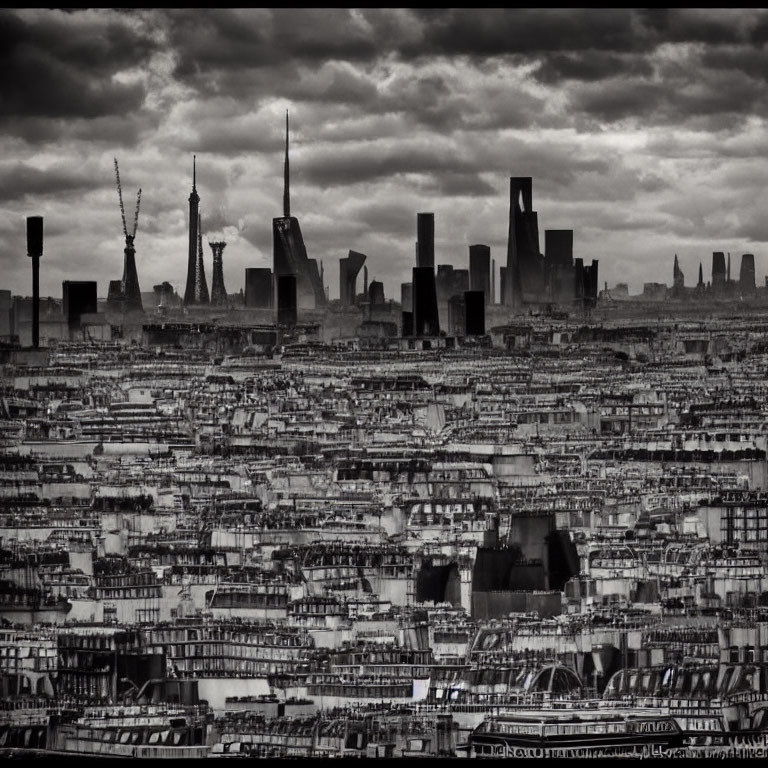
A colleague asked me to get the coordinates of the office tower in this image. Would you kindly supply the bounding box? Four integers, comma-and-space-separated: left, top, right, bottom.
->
183, 156, 203, 305
245, 268, 273, 308
416, 213, 435, 269
272, 112, 326, 309
712, 252, 726, 290
583, 259, 599, 305
469, 244, 491, 301
277, 274, 297, 326
448, 294, 465, 336
63, 281, 97, 328
26, 216, 42, 348
505, 176, 543, 306
363, 265, 368, 297
740, 253, 756, 293
491, 258, 496, 304
402, 312, 413, 337
413, 266, 440, 337
544, 230, 575, 303
465, 290, 485, 336
339, 250, 366, 306
209, 242, 227, 306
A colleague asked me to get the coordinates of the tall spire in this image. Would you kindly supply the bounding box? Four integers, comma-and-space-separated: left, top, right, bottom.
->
193, 154, 196, 191
283, 110, 290, 218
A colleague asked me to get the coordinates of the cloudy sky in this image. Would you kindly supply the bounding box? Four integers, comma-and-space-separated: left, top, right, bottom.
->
3, 8, 768, 301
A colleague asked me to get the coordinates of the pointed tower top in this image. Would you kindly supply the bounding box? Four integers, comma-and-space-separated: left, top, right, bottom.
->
193, 154, 196, 191
283, 110, 290, 218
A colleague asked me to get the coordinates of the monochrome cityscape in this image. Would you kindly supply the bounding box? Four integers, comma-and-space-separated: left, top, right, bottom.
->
3, 7, 768, 760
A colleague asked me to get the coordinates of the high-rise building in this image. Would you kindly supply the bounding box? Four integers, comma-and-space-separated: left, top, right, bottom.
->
712, 252, 726, 290
416, 213, 435, 269
339, 250, 366, 306
402, 312, 413, 337
740, 253, 756, 293
413, 266, 440, 337
464, 290, 485, 336
245, 268, 273, 308
27, 216, 42, 348
469, 244, 491, 302
505, 177, 543, 306
277, 274, 297, 327
272, 112, 326, 310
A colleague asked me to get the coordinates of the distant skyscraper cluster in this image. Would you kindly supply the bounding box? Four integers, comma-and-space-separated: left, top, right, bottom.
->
676, 251, 756, 298
25, 114, 768, 345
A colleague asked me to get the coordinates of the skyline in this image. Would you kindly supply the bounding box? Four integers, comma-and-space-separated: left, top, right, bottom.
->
3, 8, 768, 299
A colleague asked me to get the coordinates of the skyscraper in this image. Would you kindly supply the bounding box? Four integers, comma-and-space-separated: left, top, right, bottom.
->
416, 213, 435, 269
339, 250, 366, 306
712, 252, 726, 291
272, 112, 326, 310
469, 244, 491, 302
505, 177, 544, 306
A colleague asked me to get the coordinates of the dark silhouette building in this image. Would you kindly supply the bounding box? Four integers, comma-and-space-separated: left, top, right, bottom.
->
544, 230, 575, 303
272, 112, 325, 310
368, 280, 385, 306
416, 213, 435, 269
339, 250, 366, 306
209, 242, 227, 306
401, 282, 413, 312
26, 216, 42, 348
505, 176, 543, 306
277, 274, 297, 327
183, 156, 205, 306
62, 281, 97, 328
245, 268, 273, 308
740, 253, 756, 293
401, 311, 413, 337
673, 254, 685, 294
448, 293, 465, 335
413, 267, 440, 337
464, 290, 485, 336
469, 244, 491, 302
712, 252, 727, 291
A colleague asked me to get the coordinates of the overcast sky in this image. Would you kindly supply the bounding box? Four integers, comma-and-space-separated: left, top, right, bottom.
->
3, 8, 768, 301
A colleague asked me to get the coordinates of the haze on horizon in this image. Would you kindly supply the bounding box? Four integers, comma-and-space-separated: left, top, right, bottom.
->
2, 8, 768, 301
